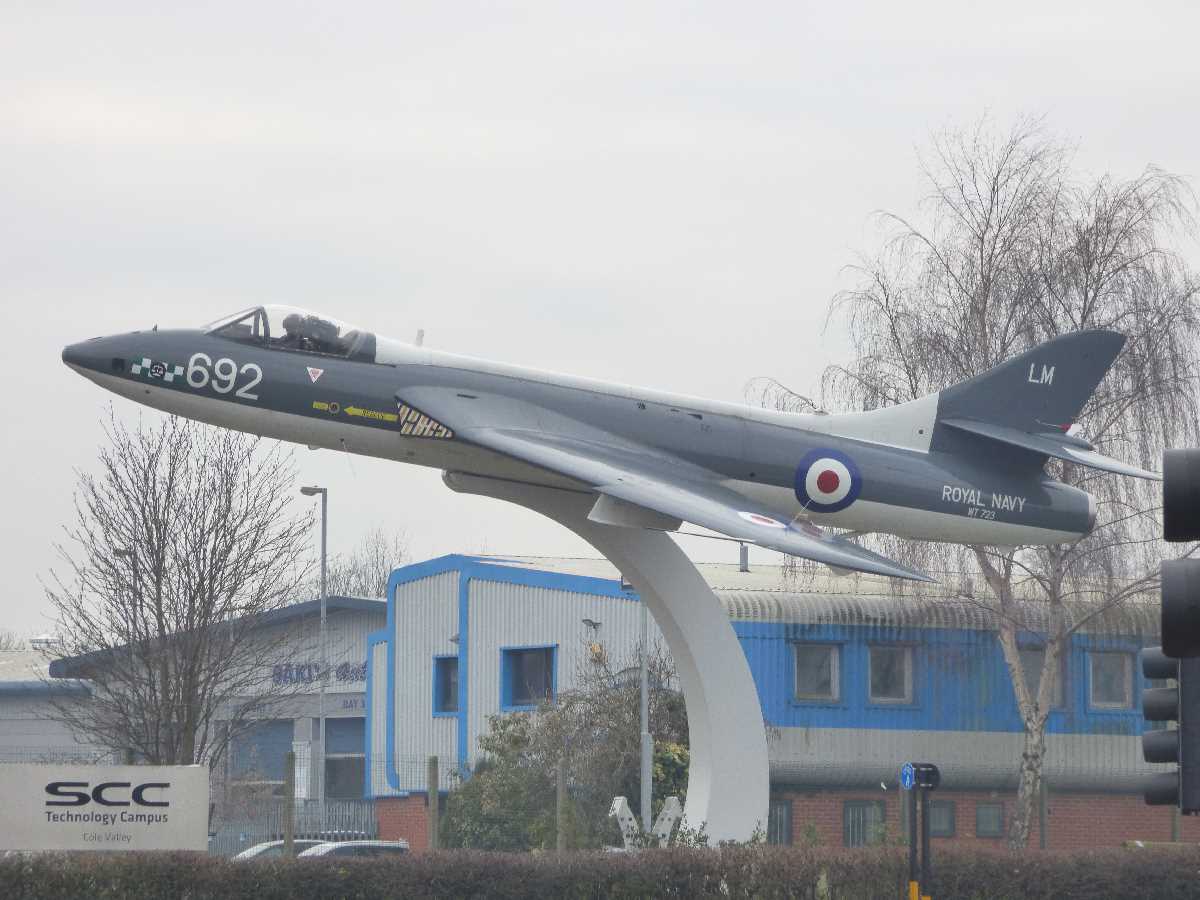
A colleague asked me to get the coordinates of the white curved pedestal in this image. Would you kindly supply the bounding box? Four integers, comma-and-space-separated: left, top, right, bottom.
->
444, 472, 770, 843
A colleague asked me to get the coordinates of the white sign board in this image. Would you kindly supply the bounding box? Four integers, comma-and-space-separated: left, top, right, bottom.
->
0, 764, 209, 851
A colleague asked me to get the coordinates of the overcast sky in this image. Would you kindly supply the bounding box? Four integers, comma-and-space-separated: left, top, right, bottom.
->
3, 1, 1198, 635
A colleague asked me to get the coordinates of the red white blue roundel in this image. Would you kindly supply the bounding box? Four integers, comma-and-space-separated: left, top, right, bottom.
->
794, 448, 862, 513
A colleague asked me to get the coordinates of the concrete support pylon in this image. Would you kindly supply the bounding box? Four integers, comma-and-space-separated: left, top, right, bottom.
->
444, 472, 769, 843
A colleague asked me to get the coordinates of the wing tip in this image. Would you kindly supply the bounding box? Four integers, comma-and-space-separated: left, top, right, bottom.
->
881, 565, 939, 584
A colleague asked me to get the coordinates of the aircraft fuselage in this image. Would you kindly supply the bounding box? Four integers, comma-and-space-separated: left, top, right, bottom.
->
62, 321, 1095, 549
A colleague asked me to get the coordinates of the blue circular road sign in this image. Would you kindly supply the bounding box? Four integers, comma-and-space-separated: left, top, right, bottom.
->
900, 762, 915, 790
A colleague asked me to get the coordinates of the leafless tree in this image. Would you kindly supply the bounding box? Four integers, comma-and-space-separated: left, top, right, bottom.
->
777, 116, 1200, 848
0, 631, 24, 651
300, 526, 410, 600
43, 411, 314, 767
744, 376, 824, 415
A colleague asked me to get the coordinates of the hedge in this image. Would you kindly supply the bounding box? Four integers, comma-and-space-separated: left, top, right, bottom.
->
2, 844, 1199, 899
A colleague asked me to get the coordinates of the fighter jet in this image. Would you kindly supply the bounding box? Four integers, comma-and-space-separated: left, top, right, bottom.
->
61, 306, 1156, 582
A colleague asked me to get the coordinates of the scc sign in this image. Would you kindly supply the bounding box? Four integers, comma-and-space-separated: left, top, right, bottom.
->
0, 764, 208, 852
46, 781, 171, 807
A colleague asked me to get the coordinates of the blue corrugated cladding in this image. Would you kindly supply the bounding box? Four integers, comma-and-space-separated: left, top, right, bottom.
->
739, 621, 1151, 737
366, 555, 1155, 798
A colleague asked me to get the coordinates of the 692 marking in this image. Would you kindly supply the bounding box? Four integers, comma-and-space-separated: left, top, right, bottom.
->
187, 353, 263, 400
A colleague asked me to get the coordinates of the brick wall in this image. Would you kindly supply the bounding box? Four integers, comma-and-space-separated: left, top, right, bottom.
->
376, 795, 430, 851
381, 786, 1196, 852
774, 787, 1200, 850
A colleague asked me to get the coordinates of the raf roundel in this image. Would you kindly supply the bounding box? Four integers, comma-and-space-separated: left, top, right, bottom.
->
794, 448, 862, 514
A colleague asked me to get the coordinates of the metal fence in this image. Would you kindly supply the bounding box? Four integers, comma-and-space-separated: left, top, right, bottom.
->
0, 745, 121, 765
208, 797, 379, 857
373, 753, 460, 796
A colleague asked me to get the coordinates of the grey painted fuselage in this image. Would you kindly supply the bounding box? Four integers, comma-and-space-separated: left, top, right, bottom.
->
62, 316, 1098, 556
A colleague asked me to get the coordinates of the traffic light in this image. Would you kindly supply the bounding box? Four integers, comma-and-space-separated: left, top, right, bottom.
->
1161, 558, 1200, 659
1140, 648, 1200, 809
1141, 448, 1200, 812
1163, 448, 1200, 543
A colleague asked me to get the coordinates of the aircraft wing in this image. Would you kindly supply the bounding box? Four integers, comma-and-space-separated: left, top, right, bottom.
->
436, 421, 935, 583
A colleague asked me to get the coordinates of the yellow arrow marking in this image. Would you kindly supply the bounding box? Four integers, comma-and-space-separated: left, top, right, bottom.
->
344, 405, 399, 423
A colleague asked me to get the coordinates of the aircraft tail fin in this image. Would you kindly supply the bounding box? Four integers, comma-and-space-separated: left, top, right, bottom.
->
935, 329, 1126, 434
932, 330, 1158, 479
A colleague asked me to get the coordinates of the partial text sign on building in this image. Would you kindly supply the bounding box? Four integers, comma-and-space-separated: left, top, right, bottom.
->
0, 764, 209, 851
271, 660, 367, 687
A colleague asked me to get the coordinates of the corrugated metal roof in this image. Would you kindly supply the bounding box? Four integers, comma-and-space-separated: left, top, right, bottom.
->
0, 650, 53, 682
718, 590, 1159, 635
0, 680, 90, 698
0, 651, 91, 697
477, 556, 1160, 636
48, 596, 387, 679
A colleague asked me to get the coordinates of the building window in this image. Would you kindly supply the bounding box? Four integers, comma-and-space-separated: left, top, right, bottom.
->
434, 656, 459, 714
324, 717, 365, 800
767, 799, 793, 845
502, 646, 556, 709
230, 719, 293, 782
1090, 651, 1132, 709
869, 646, 913, 704
929, 800, 955, 838
793, 644, 839, 702
325, 757, 364, 800
976, 802, 1004, 838
1019, 647, 1066, 709
843, 800, 886, 847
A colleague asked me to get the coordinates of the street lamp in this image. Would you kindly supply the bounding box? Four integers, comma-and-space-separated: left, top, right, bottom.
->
621, 572, 652, 833
640, 598, 652, 833
300, 485, 328, 834
114, 546, 143, 650
114, 547, 140, 766
113, 547, 140, 599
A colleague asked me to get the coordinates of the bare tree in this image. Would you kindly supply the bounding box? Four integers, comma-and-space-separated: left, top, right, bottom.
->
744, 376, 824, 415
0, 631, 24, 651
776, 116, 1200, 848
299, 526, 410, 600
44, 411, 313, 766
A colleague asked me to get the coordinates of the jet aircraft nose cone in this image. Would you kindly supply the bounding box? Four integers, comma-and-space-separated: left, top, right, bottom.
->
62, 337, 121, 377
62, 340, 92, 370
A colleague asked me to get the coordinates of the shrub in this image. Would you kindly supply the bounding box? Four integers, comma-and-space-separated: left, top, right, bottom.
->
1, 844, 1199, 899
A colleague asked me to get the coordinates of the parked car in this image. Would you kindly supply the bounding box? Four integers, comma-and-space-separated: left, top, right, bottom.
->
232, 839, 324, 859
297, 840, 410, 858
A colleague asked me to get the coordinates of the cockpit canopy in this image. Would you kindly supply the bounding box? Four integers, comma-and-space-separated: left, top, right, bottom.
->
204, 306, 377, 362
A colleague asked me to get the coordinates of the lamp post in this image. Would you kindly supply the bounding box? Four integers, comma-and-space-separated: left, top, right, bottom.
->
640, 598, 652, 832
300, 486, 328, 834
114, 547, 140, 766
113, 547, 141, 637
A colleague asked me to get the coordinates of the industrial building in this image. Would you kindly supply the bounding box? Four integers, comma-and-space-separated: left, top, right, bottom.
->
4, 553, 1192, 853
44, 595, 386, 804
368, 554, 1196, 850
0, 643, 99, 763
1, 597, 385, 855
